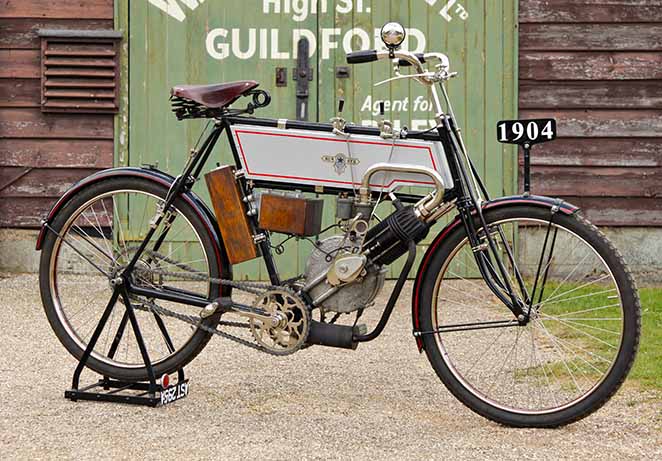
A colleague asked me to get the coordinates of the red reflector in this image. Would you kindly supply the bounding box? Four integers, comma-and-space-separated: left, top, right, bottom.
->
161, 374, 170, 388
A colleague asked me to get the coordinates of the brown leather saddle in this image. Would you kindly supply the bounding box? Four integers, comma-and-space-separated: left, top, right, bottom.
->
171, 80, 259, 109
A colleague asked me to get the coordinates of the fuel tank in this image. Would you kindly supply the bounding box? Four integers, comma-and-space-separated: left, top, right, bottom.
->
229, 124, 454, 193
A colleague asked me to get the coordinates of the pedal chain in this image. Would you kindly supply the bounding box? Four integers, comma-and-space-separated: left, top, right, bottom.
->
135, 297, 274, 354
130, 250, 304, 355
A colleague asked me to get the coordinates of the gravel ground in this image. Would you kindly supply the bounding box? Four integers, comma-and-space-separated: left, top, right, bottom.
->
0, 272, 660, 460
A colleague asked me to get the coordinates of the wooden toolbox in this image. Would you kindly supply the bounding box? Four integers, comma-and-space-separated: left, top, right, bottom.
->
259, 193, 323, 237
205, 166, 260, 264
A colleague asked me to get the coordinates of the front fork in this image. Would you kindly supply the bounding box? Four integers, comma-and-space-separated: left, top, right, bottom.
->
438, 115, 534, 324
456, 198, 528, 321
455, 197, 562, 326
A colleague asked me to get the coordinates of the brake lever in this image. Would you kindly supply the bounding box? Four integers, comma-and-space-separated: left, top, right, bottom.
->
374, 72, 435, 87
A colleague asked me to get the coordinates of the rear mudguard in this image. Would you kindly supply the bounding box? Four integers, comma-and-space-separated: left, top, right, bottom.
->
411, 195, 579, 351
35, 166, 231, 286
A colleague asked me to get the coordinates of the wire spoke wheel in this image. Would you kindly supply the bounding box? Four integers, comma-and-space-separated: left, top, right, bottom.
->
39, 177, 224, 381
418, 206, 640, 427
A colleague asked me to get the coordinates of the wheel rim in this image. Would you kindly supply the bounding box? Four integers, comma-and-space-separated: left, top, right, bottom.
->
49, 189, 212, 369
431, 217, 625, 415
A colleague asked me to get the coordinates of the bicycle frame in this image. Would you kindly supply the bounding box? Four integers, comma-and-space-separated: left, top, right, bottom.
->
123, 115, 523, 327
49, 48, 542, 345
123, 117, 437, 304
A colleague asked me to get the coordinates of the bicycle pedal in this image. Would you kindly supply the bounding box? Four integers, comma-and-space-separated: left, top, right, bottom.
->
353, 323, 368, 335
200, 302, 218, 319
199, 297, 232, 319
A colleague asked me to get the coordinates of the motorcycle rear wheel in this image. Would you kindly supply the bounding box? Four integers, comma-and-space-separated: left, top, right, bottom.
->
39, 176, 224, 382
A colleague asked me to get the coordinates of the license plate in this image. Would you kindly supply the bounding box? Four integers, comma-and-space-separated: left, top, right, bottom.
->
160, 380, 189, 406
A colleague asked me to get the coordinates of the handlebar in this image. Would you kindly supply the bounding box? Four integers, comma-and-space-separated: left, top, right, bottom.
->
346, 50, 379, 64
398, 53, 426, 66
345, 51, 426, 66
346, 50, 427, 72
345, 49, 450, 86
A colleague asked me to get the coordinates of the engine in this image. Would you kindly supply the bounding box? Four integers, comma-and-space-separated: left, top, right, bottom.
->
303, 235, 386, 313
302, 200, 430, 314
211, 155, 444, 317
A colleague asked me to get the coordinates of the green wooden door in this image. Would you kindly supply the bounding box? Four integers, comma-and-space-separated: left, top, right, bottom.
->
117, 0, 518, 280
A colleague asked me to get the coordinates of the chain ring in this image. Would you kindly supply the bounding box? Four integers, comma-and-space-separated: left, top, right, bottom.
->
249, 288, 310, 356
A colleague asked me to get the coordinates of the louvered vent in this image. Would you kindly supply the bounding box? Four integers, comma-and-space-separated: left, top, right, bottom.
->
38, 30, 122, 113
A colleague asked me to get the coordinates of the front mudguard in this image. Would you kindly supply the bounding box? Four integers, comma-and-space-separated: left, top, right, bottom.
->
411, 195, 579, 352
35, 166, 231, 284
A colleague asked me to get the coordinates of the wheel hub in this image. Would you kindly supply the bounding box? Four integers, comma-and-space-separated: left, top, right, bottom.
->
132, 259, 156, 287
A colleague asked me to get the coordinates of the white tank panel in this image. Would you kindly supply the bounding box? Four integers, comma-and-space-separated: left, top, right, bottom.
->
229, 124, 454, 193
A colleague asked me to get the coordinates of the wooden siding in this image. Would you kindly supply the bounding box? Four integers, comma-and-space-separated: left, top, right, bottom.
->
520, 1, 662, 226
0, 5, 114, 228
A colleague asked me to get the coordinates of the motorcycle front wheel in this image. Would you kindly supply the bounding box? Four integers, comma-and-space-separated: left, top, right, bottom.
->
39, 176, 225, 381
417, 205, 640, 427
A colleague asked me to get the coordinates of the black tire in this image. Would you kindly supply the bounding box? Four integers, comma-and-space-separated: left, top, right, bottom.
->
417, 205, 640, 427
39, 176, 225, 382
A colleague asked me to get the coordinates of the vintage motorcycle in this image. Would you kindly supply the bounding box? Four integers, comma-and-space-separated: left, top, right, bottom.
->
37, 23, 640, 427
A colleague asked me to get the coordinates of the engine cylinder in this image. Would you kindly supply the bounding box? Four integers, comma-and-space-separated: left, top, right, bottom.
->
363, 206, 429, 266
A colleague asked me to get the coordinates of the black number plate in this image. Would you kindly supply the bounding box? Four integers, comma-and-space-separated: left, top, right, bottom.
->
497, 119, 556, 145
160, 380, 189, 406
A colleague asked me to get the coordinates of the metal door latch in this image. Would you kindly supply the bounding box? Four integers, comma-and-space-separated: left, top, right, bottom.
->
292, 37, 313, 121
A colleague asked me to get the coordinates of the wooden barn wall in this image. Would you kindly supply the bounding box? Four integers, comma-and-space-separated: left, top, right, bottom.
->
0, 1, 115, 228
3, 1, 660, 228
519, 1, 662, 226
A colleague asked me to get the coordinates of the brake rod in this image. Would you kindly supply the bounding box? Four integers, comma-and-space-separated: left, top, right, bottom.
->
413, 319, 520, 336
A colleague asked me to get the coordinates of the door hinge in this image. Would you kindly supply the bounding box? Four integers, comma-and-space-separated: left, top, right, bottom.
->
335, 66, 350, 79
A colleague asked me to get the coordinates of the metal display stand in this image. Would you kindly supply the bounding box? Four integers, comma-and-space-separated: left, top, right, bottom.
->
64, 284, 188, 407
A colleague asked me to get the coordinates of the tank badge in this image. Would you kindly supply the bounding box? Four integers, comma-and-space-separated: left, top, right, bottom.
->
321, 153, 359, 175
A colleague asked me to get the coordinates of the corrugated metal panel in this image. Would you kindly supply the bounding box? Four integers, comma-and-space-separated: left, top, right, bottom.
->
121, 0, 518, 279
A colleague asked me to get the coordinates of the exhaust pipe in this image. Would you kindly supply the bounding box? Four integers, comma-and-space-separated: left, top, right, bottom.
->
307, 320, 359, 350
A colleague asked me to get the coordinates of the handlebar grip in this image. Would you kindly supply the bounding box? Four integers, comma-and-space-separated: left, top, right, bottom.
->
398, 53, 426, 67
346, 50, 379, 64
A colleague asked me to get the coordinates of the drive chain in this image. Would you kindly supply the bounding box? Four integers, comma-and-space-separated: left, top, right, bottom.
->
133, 297, 272, 354
128, 249, 305, 355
